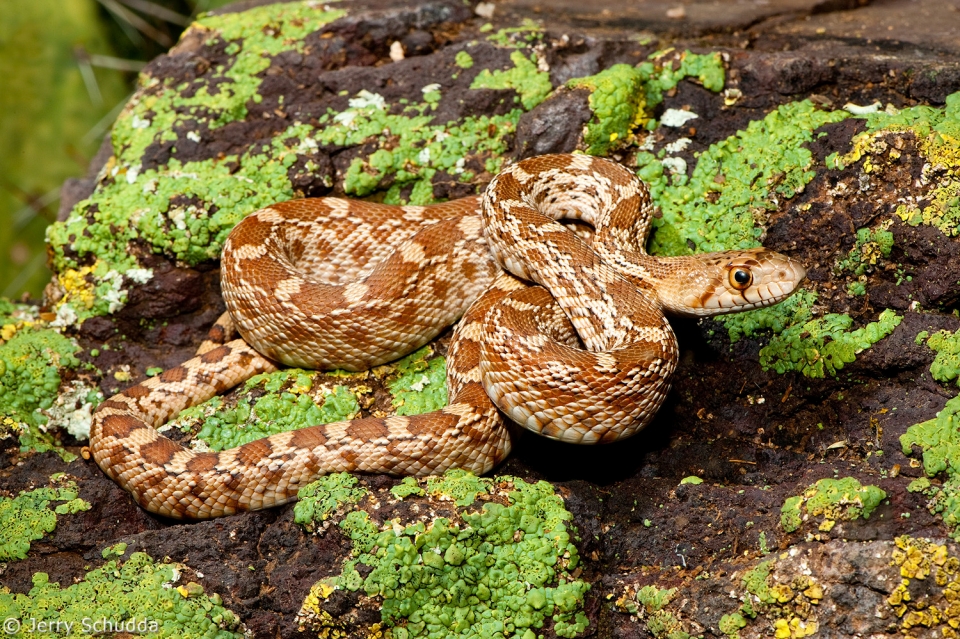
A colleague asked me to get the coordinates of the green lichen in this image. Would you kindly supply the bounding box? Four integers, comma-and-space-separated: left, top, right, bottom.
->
758, 309, 902, 378
780, 477, 886, 533
387, 346, 448, 416
716, 286, 901, 379
391, 477, 427, 500
455, 51, 474, 69
635, 585, 677, 613
470, 50, 552, 111
566, 64, 648, 156
567, 51, 725, 157
318, 93, 520, 201
615, 585, 692, 639
646, 100, 848, 256
901, 395, 960, 539
484, 20, 544, 48
0, 552, 242, 638
299, 471, 590, 639
425, 468, 493, 507
718, 612, 748, 638
0, 479, 90, 561
0, 309, 83, 458
835, 225, 894, 276
920, 329, 960, 386
718, 289, 818, 344
742, 560, 776, 605
898, 329, 960, 539
846, 281, 867, 296
46, 2, 349, 323
125, 2, 347, 148
644, 49, 725, 98
47, 123, 322, 321
102, 542, 128, 559
169, 368, 361, 451
294, 472, 370, 532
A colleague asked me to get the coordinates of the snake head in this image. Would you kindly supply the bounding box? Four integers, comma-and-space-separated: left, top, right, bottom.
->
658, 248, 807, 317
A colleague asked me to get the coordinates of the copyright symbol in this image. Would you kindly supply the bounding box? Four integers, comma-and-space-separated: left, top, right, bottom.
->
3, 618, 20, 635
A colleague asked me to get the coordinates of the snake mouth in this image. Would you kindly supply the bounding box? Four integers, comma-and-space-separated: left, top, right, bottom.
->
739, 258, 807, 310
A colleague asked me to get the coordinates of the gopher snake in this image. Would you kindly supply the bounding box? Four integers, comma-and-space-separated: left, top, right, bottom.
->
89, 154, 805, 519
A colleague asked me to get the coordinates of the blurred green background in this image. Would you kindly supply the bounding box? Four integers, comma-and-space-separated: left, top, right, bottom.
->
0, 0, 233, 301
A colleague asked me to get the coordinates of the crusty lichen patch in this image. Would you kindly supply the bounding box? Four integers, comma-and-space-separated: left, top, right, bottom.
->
717, 286, 903, 378
829, 92, 960, 238
615, 584, 697, 639
0, 549, 243, 637
645, 99, 847, 256
888, 535, 960, 637
780, 477, 887, 534
296, 471, 590, 639
384, 346, 447, 416
46, 2, 349, 324
758, 308, 902, 378
470, 50, 552, 111
719, 558, 824, 639
294, 472, 370, 532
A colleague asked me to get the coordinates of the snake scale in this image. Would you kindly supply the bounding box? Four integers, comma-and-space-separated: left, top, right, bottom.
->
89, 154, 806, 519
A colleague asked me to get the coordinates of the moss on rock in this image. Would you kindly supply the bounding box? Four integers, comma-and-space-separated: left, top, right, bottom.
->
298, 471, 590, 639
0, 300, 85, 458
0, 550, 242, 637
568, 51, 724, 157
0, 477, 90, 562
470, 50, 552, 111
919, 329, 960, 386
168, 368, 363, 451
386, 346, 448, 417
901, 394, 960, 539
758, 309, 902, 378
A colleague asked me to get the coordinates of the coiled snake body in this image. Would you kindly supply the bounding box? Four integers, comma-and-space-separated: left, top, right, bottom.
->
89, 155, 806, 519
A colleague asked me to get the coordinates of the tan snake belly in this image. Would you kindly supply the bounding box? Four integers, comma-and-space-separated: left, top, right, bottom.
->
89, 154, 806, 519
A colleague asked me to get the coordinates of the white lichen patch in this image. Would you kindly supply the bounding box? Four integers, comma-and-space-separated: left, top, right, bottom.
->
664, 137, 692, 154
101, 270, 127, 313
125, 268, 154, 285
661, 156, 688, 175
41, 381, 103, 441
49, 303, 79, 329
348, 89, 386, 110
661, 108, 699, 127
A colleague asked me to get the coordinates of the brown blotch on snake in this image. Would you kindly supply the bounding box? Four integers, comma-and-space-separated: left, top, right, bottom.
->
89, 154, 806, 519
159, 367, 187, 384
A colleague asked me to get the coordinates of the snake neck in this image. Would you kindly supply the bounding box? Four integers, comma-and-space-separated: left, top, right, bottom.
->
595, 246, 806, 318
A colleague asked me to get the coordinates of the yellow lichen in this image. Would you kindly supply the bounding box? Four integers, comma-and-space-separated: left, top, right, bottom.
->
55, 264, 99, 311
888, 536, 960, 634
773, 617, 818, 638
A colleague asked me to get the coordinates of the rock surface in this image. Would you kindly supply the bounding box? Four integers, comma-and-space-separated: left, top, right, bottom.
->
2, 0, 960, 637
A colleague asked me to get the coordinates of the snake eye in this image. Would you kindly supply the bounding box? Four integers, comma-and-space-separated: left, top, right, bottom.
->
729, 267, 753, 291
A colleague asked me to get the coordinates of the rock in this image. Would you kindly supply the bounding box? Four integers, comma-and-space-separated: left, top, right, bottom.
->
4, 0, 960, 637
